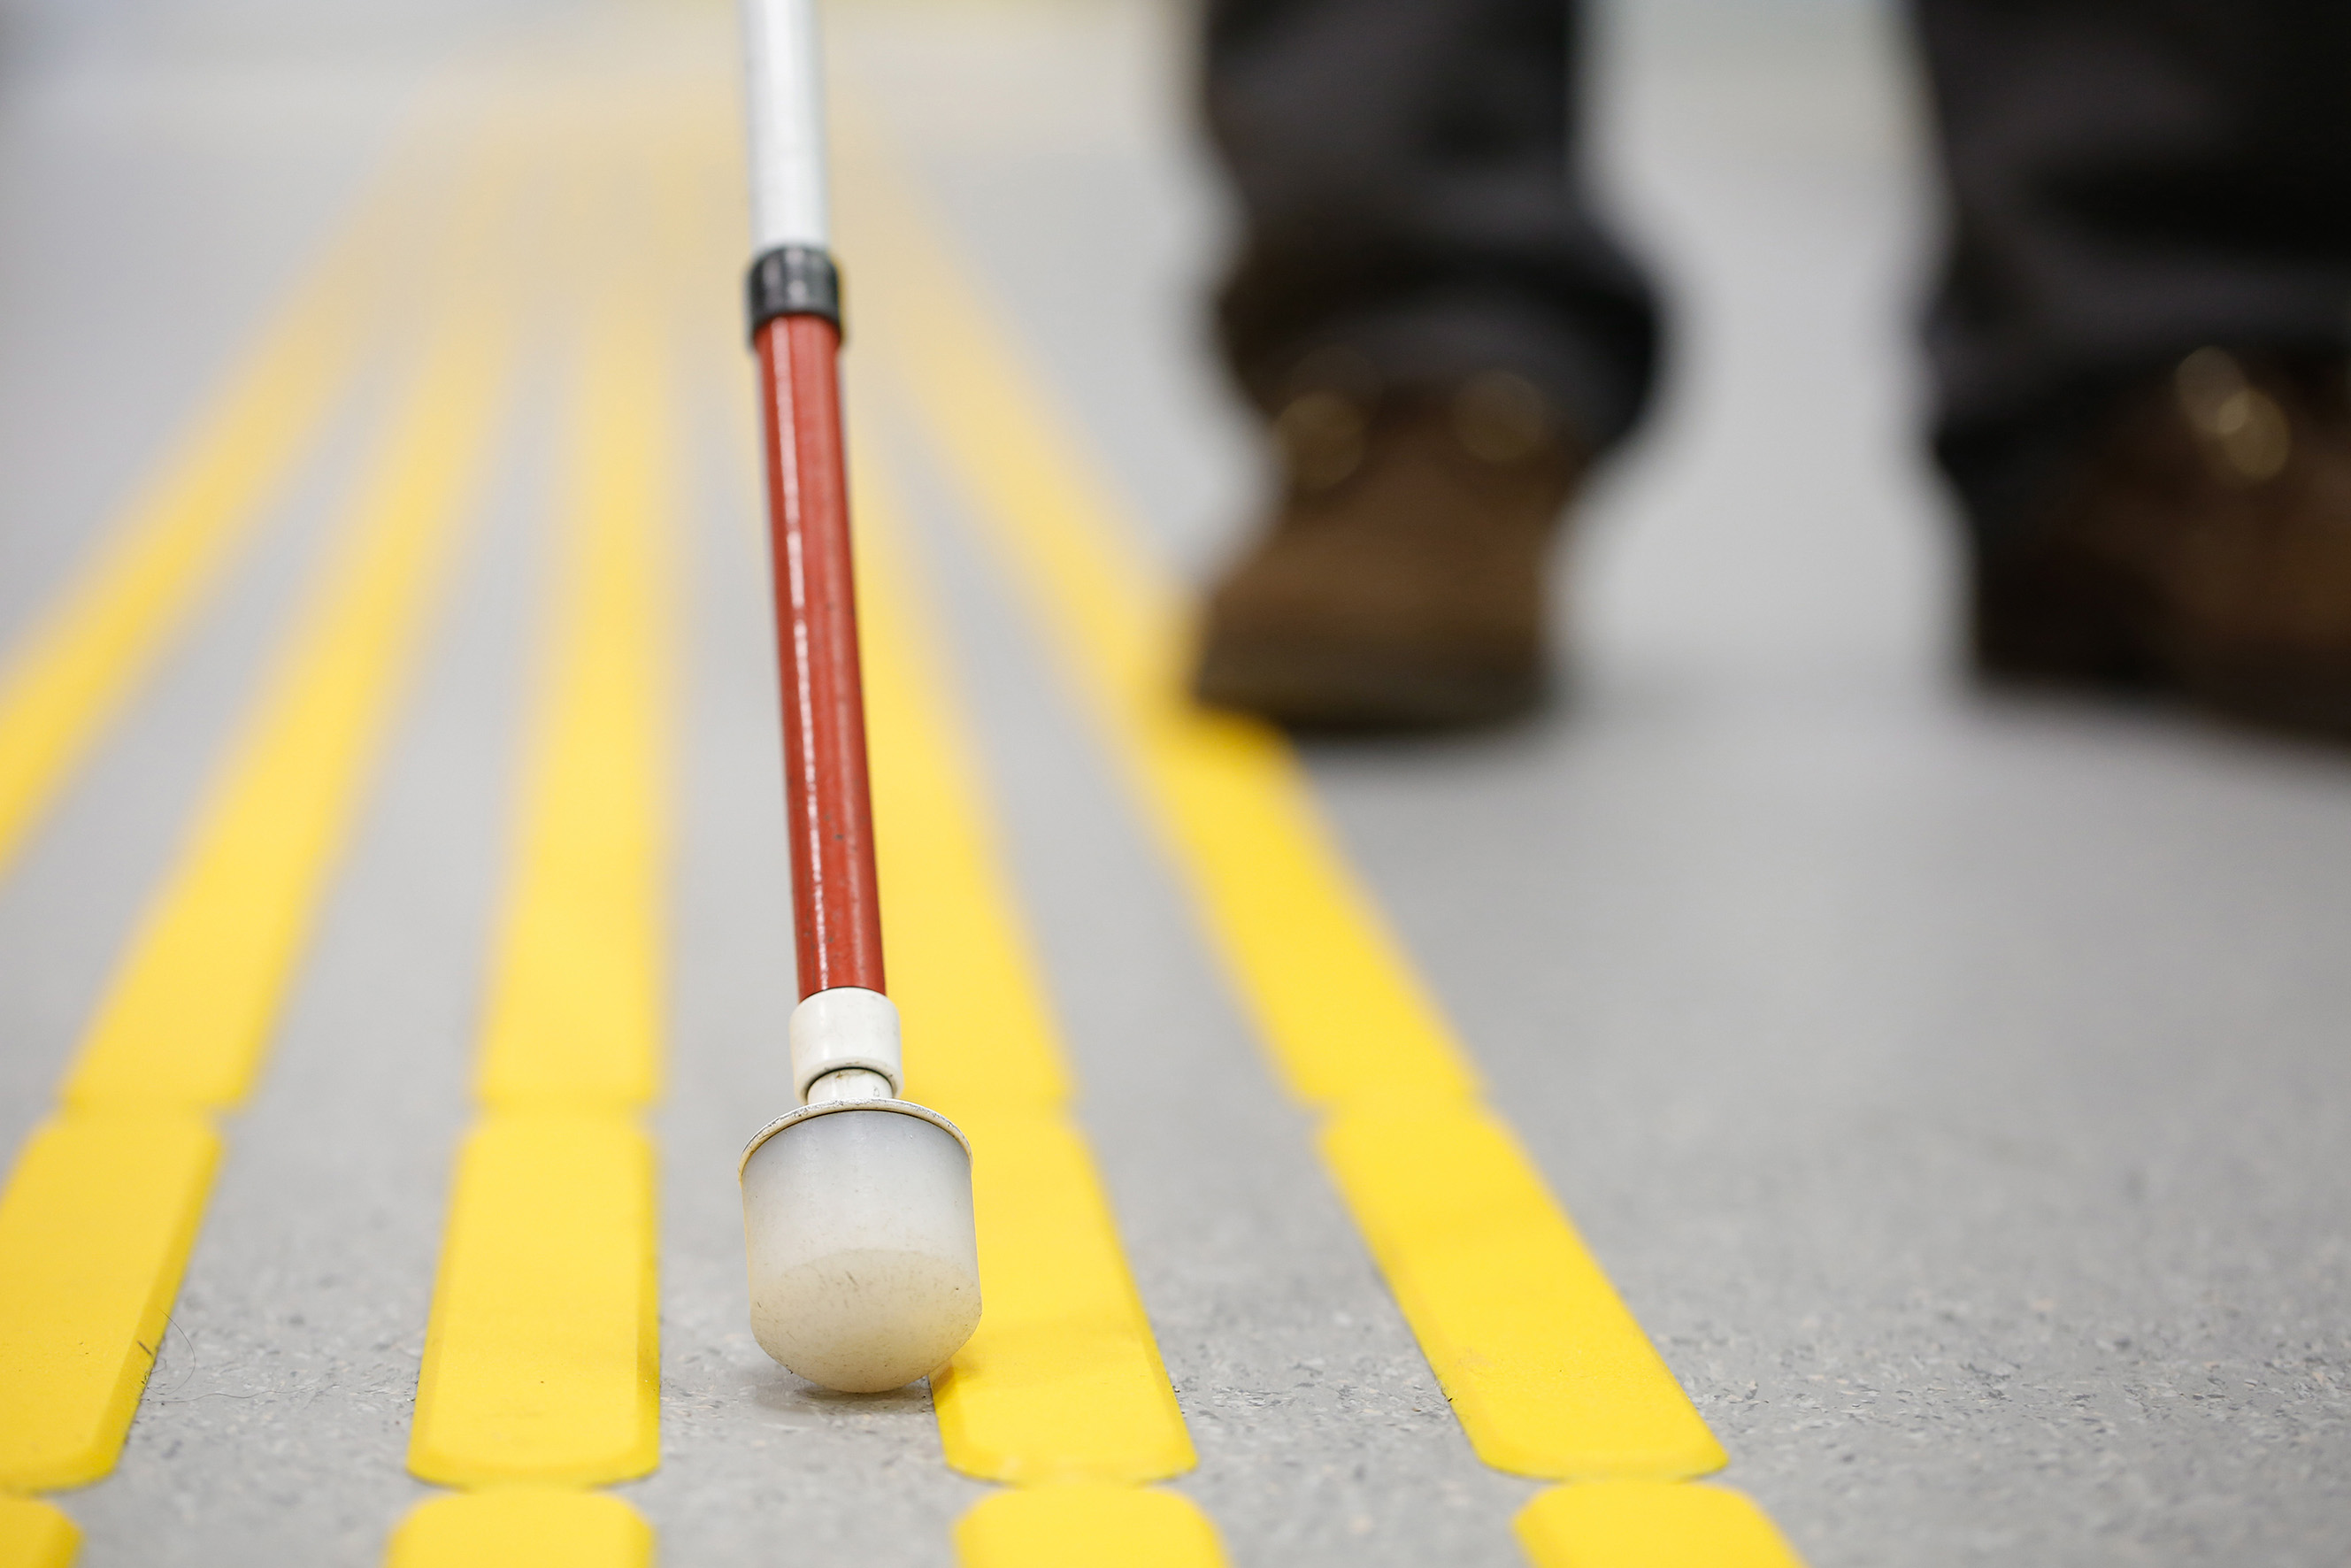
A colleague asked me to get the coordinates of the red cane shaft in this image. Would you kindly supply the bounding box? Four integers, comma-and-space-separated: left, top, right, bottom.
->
755, 312, 886, 1000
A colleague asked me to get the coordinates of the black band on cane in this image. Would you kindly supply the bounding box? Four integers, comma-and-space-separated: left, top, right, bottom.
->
746, 245, 842, 338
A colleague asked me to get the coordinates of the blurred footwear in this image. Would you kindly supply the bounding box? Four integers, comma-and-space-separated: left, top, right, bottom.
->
1973, 349, 2351, 734
1192, 372, 1584, 730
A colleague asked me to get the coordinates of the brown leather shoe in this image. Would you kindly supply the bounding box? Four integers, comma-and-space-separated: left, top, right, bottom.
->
1974, 349, 2351, 734
1192, 372, 1584, 730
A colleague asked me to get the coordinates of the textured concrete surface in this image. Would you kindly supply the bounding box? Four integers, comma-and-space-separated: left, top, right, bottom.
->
2, 0, 2347, 1564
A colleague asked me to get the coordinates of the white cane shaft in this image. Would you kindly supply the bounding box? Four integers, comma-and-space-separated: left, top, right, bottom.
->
741, 0, 829, 250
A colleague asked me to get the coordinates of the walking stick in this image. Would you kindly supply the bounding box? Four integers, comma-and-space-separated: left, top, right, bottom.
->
733, 0, 982, 1394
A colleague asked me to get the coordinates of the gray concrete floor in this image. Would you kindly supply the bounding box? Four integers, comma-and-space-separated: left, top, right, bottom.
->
3, 1, 2347, 1564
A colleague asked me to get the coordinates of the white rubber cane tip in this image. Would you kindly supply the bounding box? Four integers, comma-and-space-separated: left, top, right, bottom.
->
739, 1103, 980, 1393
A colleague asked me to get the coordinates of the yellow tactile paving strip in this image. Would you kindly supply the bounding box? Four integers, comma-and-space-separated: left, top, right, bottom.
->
0, 1115, 219, 1493
0, 1495, 80, 1568
1516, 1480, 1804, 1568
841, 131, 1807, 1562
61, 227, 521, 1115
851, 471, 1218, 1540
955, 1482, 1230, 1568
0, 150, 520, 1535
386, 1488, 653, 1568
407, 1117, 661, 1490
473, 273, 672, 1116
0, 180, 402, 884
395, 158, 672, 1557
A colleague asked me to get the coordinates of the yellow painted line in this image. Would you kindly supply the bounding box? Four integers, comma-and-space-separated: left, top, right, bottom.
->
0, 1114, 219, 1490
0, 190, 399, 883
956, 1484, 1225, 1568
406, 1116, 660, 1487
61, 256, 524, 1111
0, 1497, 81, 1568
851, 461, 1195, 1486
1517, 1481, 1804, 1567
387, 1488, 652, 1568
403, 240, 671, 1511
837, 140, 1731, 1485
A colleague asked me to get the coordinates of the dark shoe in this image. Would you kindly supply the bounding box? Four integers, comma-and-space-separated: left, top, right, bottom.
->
1192, 373, 1584, 730
1974, 349, 2351, 734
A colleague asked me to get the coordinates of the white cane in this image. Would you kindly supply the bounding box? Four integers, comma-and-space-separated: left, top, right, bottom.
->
733, 0, 983, 1395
